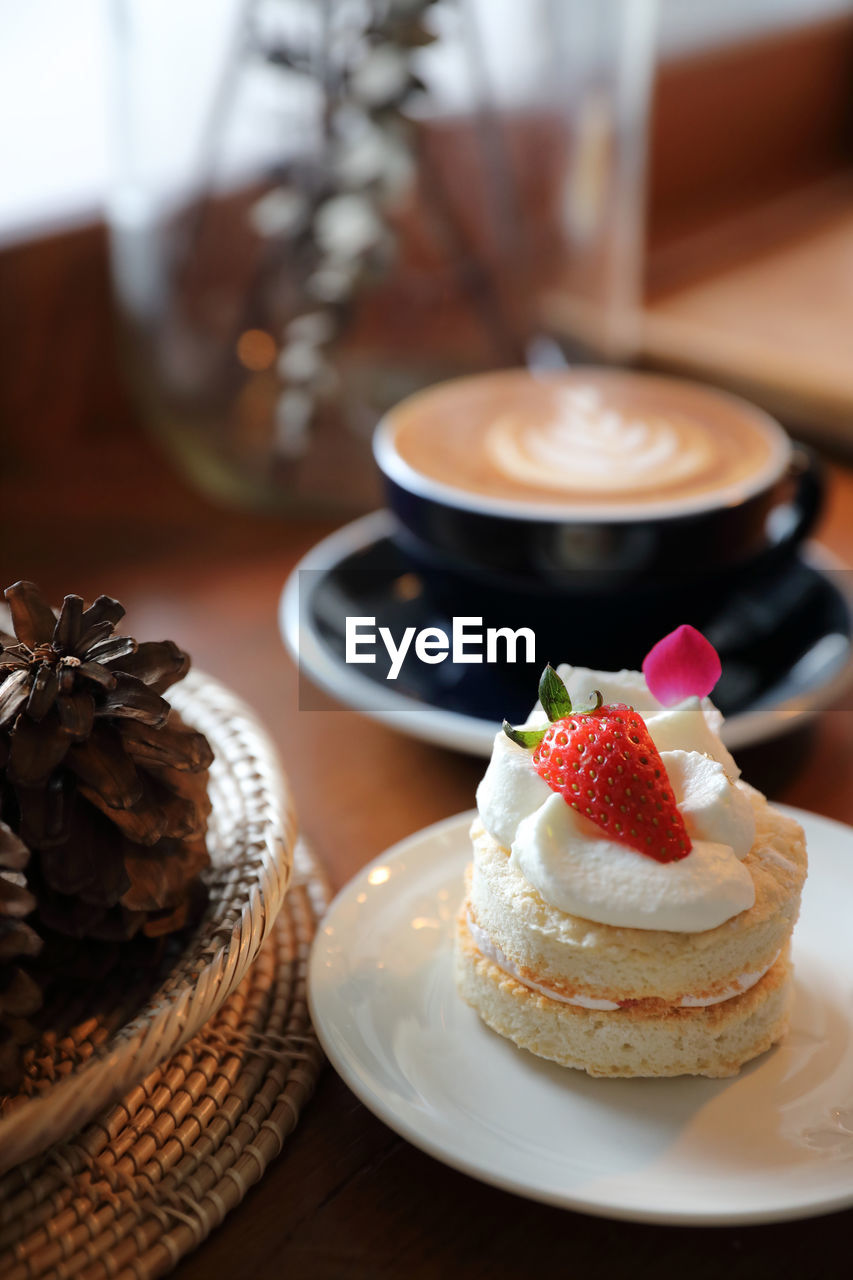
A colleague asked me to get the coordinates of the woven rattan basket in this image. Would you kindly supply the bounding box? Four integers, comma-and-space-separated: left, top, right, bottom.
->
0, 839, 329, 1280
0, 669, 297, 1174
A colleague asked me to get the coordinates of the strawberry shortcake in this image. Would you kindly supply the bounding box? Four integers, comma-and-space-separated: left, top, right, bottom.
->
454, 626, 808, 1078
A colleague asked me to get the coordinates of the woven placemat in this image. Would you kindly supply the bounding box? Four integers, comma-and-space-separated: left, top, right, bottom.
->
0, 839, 330, 1280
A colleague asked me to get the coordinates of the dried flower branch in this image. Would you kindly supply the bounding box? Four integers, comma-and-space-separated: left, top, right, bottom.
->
248, 0, 439, 458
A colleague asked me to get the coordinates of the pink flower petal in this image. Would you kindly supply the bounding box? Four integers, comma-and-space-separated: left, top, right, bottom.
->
642, 625, 722, 707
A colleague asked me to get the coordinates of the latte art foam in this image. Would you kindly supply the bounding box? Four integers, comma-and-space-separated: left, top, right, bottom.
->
380, 370, 790, 517
486, 386, 717, 496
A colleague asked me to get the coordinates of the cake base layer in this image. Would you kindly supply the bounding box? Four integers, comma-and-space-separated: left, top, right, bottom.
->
454, 909, 792, 1078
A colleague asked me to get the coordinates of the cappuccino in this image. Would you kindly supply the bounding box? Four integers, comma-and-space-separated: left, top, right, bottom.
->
377, 370, 790, 519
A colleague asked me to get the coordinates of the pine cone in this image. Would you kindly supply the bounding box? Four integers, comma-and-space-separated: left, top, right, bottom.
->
0, 582, 213, 941
0, 821, 41, 1093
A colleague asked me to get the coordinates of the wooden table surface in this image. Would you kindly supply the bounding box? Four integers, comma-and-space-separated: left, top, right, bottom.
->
2, 226, 853, 1279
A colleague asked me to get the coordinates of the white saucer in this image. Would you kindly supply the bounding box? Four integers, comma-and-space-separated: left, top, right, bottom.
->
281, 511, 853, 757
309, 805, 853, 1224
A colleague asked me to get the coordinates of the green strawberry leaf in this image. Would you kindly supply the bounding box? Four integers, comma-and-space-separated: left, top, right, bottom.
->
502, 720, 547, 750
578, 689, 604, 713
538, 664, 573, 722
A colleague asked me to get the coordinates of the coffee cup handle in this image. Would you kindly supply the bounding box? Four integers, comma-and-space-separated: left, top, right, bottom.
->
774, 443, 824, 552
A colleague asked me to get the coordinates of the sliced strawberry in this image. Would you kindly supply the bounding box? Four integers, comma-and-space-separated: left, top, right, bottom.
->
531, 703, 691, 862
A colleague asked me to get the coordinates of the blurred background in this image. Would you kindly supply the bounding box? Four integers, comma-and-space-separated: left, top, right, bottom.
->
3, 0, 853, 823
5, 0, 853, 518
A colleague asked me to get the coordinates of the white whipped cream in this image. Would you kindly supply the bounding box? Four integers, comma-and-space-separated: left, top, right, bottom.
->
662, 749, 754, 857
511, 794, 754, 932
477, 664, 756, 933
646, 699, 739, 781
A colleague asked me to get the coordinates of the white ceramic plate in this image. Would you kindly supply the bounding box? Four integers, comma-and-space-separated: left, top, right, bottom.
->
281, 511, 853, 757
309, 805, 853, 1224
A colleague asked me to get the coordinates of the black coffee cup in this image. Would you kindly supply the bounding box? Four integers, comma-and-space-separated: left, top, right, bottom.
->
373, 369, 823, 670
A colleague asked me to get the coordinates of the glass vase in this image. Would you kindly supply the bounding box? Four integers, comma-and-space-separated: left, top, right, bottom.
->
107, 0, 657, 514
